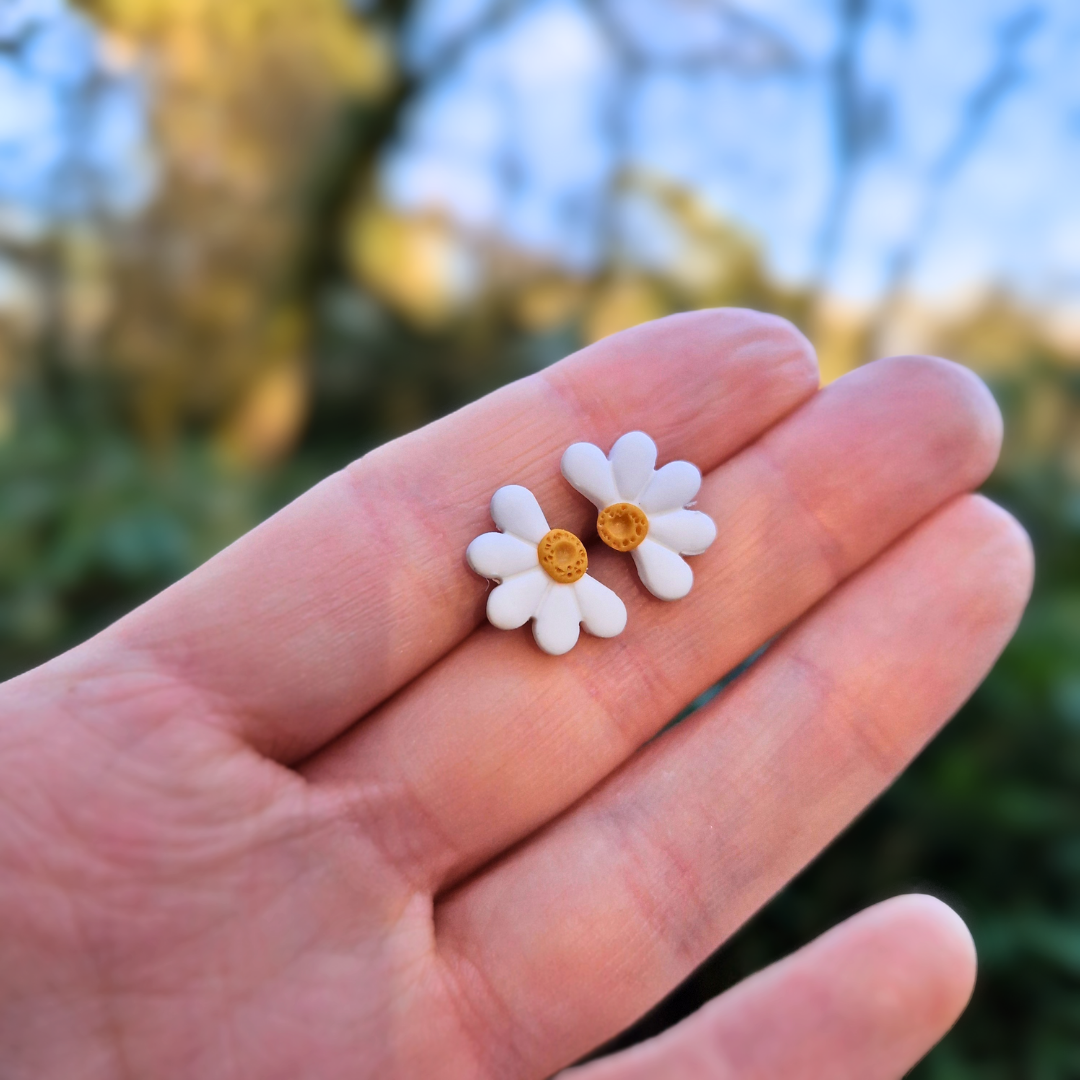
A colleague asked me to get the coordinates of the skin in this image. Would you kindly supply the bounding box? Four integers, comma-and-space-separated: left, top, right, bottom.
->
0, 309, 1032, 1079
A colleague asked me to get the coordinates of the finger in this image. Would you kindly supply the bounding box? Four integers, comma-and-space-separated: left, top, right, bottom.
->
565, 895, 976, 1080
433, 495, 1031, 1077
22, 311, 816, 760
305, 357, 1002, 887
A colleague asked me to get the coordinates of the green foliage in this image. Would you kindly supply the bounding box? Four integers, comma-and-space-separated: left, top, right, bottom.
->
0, 368, 263, 681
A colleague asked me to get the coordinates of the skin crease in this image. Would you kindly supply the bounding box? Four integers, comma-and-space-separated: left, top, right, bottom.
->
0, 310, 1032, 1079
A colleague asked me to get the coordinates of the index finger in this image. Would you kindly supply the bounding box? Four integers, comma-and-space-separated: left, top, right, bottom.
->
26, 310, 817, 761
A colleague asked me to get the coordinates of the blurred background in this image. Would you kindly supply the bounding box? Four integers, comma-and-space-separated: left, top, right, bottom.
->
1, 0, 1078, 1074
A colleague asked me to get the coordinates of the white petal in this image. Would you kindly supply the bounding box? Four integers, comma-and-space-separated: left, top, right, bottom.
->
532, 582, 581, 655
574, 574, 627, 638
610, 431, 658, 503
646, 509, 717, 555
561, 442, 618, 509
639, 460, 702, 514
487, 568, 550, 629
632, 538, 694, 600
467, 531, 539, 580
490, 485, 549, 544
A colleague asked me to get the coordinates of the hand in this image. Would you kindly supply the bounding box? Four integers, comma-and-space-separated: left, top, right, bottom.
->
0, 310, 1031, 1079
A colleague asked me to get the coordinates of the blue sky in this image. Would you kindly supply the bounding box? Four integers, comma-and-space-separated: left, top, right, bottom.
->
3, 0, 1080, 317
0, 0, 151, 227
389, 0, 1080, 311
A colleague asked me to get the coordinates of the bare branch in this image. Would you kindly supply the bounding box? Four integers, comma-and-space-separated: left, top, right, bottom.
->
591, 0, 805, 74
406, 0, 529, 80
812, 0, 878, 290
873, 4, 1044, 337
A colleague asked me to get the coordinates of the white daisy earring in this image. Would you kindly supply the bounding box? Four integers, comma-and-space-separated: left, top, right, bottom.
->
561, 432, 716, 601
466, 485, 628, 655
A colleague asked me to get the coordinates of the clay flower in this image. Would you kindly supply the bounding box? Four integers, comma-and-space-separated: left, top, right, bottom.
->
561, 431, 716, 601
467, 485, 627, 655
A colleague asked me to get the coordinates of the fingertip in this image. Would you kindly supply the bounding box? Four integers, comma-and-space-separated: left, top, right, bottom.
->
713, 307, 821, 399
578, 306, 821, 404
866, 894, 977, 1027
965, 494, 1035, 606
868, 355, 1004, 485
935, 495, 1034, 639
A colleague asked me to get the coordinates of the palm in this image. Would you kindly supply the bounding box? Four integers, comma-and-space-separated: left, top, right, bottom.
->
0, 311, 1030, 1080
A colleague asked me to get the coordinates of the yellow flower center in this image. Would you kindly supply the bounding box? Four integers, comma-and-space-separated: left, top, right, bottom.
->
596, 502, 649, 552
538, 528, 588, 584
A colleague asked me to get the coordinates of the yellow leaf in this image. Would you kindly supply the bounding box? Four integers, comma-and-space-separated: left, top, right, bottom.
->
217, 359, 308, 468
348, 209, 475, 329
514, 276, 585, 332
583, 277, 668, 344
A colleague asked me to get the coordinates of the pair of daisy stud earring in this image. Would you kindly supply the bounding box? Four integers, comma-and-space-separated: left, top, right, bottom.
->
466, 432, 716, 655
